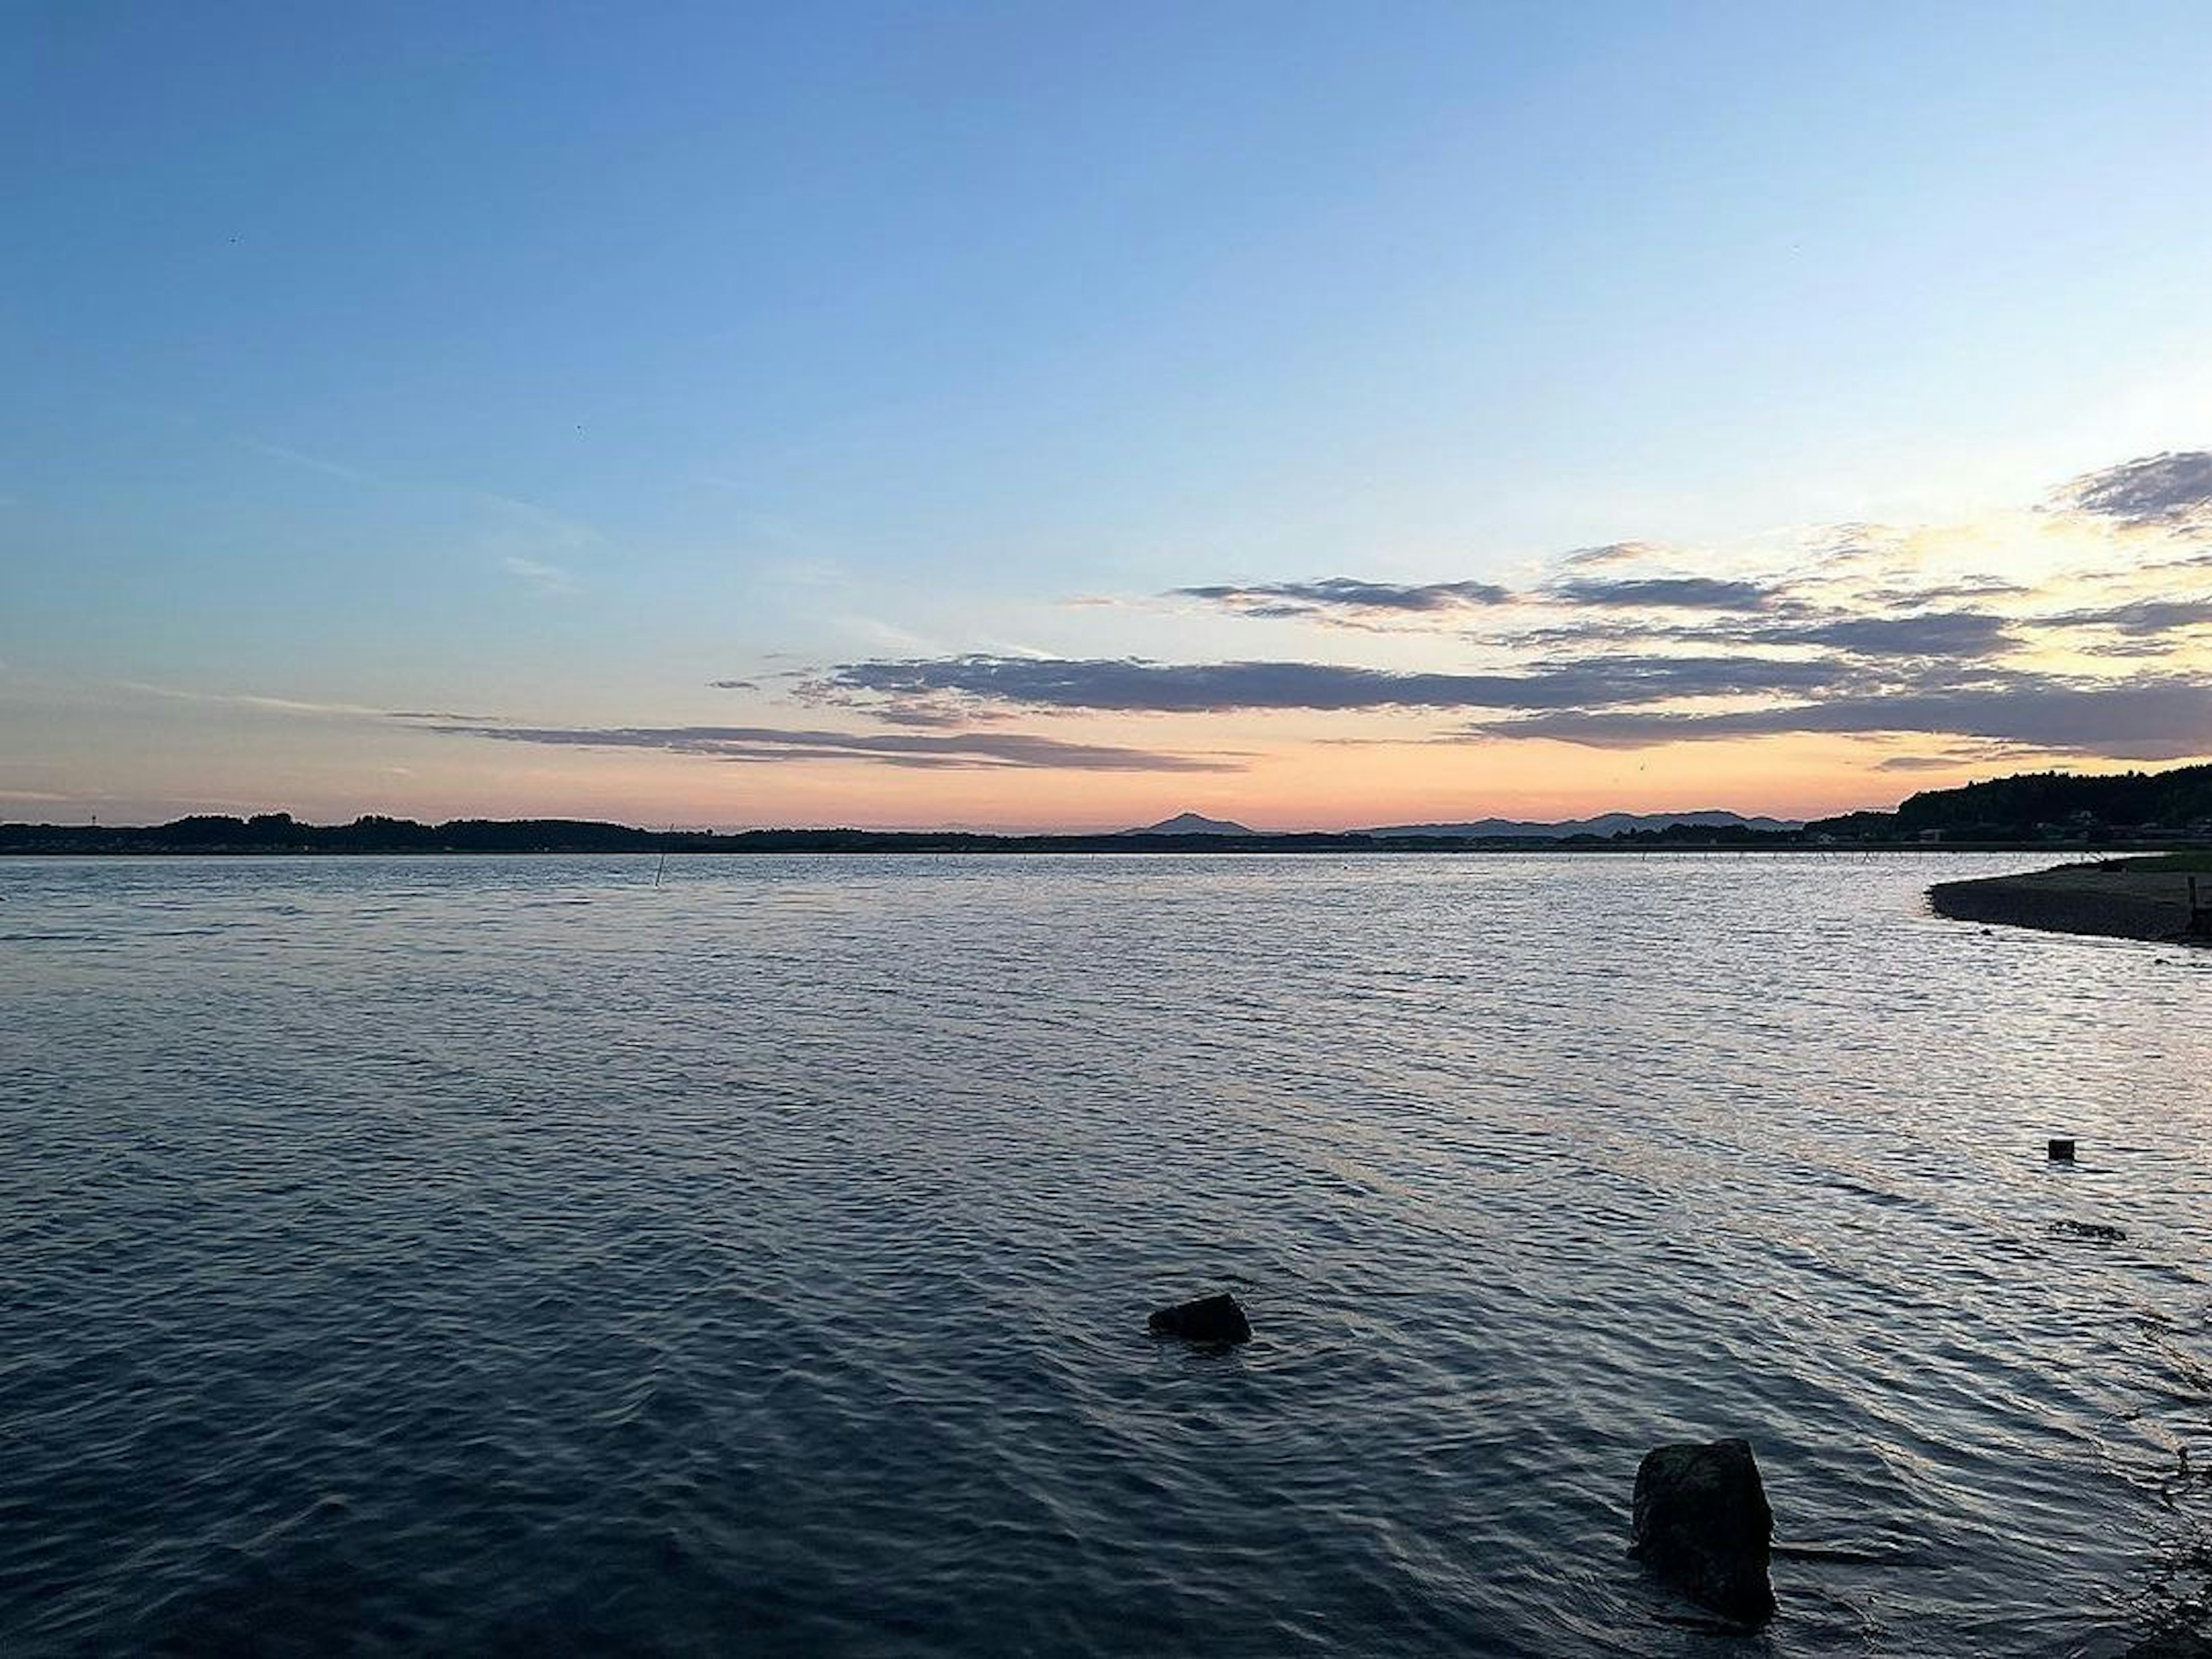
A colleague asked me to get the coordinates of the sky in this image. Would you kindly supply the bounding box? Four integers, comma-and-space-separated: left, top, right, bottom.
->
4, 1, 2210, 831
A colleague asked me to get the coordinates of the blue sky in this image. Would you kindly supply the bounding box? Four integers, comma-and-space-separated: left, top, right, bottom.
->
5, 2, 2210, 827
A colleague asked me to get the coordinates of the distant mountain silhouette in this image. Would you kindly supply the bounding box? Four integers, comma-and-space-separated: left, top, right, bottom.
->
10, 764, 2209, 856
1363, 810, 1800, 840
1121, 812, 1257, 836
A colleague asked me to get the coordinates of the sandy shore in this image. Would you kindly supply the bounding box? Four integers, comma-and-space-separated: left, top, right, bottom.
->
1929, 862, 2211, 945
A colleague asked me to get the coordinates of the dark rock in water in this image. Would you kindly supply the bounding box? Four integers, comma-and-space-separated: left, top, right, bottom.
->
1630, 1438, 1776, 1625
2051, 1219, 2127, 1243
2049, 1138, 2077, 1161
1147, 1292, 1251, 1344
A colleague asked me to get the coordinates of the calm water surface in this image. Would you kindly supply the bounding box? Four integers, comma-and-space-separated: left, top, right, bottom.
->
2, 853, 2206, 1657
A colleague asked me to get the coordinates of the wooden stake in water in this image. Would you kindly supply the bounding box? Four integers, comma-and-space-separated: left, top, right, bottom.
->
653, 824, 673, 889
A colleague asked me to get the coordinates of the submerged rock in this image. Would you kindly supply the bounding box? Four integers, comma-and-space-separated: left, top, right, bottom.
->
1630, 1438, 1776, 1625
1146, 1292, 1251, 1344
2124, 1630, 2212, 1659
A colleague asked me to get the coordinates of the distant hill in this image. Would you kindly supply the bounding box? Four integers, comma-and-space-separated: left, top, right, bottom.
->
11, 765, 2207, 857
1120, 812, 1257, 836
1363, 810, 1799, 840
1809, 762, 2212, 841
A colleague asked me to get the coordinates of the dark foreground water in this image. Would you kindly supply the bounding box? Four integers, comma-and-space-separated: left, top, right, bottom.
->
2, 853, 2206, 1657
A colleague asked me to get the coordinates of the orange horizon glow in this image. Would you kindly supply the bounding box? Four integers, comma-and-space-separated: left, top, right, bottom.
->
7, 722, 2191, 834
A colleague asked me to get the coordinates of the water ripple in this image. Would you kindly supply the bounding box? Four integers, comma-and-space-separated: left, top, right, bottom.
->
0, 852, 2205, 1656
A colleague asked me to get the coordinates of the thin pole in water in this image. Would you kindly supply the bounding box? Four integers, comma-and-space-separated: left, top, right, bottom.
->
653, 824, 673, 888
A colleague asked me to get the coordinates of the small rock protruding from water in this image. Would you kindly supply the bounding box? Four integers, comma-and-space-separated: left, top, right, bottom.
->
1630, 1438, 1777, 1626
2049, 1138, 2077, 1161
2052, 1219, 2127, 1243
1147, 1291, 1251, 1344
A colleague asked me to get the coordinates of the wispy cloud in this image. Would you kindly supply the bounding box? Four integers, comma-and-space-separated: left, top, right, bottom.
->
1760, 611, 2017, 658
809, 653, 1857, 714
835, 614, 938, 651
474, 491, 600, 546
1873, 748, 2023, 772
1171, 577, 1513, 620
1482, 609, 2024, 662
237, 438, 372, 482
1171, 571, 1781, 626
1460, 676, 2212, 760
863, 702, 1013, 729
1855, 577, 2029, 606
1559, 540, 1667, 569
2055, 450, 2212, 527
1545, 575, 1778, 611
2046, 598, 2212, 637
500, 555, 582, 596
414, 720, 1237, 772
117, 680, 391, 718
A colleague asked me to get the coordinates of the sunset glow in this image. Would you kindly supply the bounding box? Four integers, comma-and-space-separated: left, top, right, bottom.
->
6, 6, 2209, 829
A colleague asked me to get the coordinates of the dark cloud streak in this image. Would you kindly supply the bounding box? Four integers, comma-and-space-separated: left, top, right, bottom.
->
1773, 611, 2016, 658
1559, 541, 1661, 568
415, 721, 1237, 772
1495, 609, 2020, 662
2047, 599, 2212, 637
2058, 450, 2212, 526
1465, 677, 2212, 760
1546, 576, 1776, 610
1173, 577, 1513, 618
815, 653, 1857, 714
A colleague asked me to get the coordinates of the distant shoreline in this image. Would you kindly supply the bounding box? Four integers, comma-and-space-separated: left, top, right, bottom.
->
1929, 858, 2212, 946
10, 760, 2211, 856
5, 815, 2210, 859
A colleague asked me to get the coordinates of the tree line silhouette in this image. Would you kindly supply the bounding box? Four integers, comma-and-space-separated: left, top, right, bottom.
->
5, 763, 2209, 854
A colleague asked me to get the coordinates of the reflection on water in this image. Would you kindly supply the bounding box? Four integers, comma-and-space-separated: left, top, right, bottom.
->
1, 853, 2205, 1656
